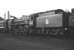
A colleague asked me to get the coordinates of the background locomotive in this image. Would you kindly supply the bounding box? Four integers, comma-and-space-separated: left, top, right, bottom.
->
0, 17, 7, 33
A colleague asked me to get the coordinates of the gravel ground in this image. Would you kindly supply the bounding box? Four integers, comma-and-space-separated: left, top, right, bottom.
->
0, 33, 74, 50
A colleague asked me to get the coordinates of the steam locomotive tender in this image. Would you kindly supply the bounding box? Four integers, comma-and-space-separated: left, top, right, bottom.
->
27, 9, 71, 37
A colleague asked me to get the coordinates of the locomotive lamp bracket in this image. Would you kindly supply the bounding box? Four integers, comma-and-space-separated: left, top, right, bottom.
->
46, 18, 49, 24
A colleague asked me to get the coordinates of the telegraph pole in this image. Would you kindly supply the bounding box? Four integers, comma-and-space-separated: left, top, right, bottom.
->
4, 13, 6, 20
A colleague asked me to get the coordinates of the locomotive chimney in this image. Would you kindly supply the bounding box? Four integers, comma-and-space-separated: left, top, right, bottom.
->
8, 11, 10, 20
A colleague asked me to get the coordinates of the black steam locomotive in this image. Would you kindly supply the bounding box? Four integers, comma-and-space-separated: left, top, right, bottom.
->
9, 9, 74, 38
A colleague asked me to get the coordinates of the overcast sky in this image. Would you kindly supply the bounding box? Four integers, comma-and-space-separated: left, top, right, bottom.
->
0, 0, 73, 18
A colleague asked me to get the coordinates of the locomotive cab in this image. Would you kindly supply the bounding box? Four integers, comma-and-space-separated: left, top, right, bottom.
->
68, 8, 74, 38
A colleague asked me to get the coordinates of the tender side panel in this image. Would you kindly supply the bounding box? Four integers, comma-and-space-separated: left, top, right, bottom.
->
36, 14, 63, 28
